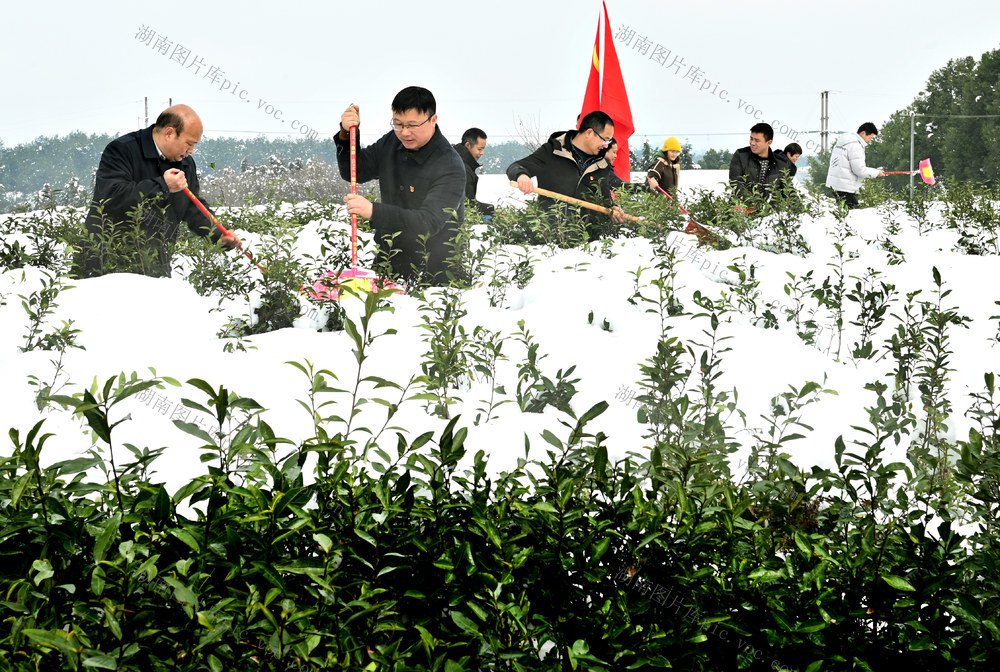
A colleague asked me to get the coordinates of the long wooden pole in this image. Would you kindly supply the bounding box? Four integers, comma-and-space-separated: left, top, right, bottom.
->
508, 181, 642, 222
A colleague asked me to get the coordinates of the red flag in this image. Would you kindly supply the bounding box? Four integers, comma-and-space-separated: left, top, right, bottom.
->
578, 1, 634, 182
599, 5, 634, 182
579, 18, 601, 128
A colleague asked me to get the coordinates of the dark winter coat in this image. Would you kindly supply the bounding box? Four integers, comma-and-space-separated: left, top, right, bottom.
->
506, 130, 616, 239
73, 126, 218, 278
646, 152, 680, 192
728, 146, 794, 203
773, 149, 798, 178
453, 143, 495, 216
336, 126, 465, 284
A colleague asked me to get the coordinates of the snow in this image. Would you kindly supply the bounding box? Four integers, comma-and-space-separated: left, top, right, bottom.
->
1, 171, 998, 498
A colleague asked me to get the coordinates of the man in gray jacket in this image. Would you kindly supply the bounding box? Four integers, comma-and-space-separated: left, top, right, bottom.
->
825, 122, 885, 209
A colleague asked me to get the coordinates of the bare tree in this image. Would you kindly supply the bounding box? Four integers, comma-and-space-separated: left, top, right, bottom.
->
511, 113, 548, 151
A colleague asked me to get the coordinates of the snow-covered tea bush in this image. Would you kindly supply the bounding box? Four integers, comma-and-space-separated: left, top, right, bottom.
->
4, 175, 1000, 670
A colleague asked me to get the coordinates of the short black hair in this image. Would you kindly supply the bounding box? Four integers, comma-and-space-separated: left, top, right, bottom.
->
857, 122, 878, 136
580, 110, 614, 134
750, 122, 774, 142
461, 127, 486, 145
784, 142, 802, 156
391, 86, 436, 116
154, 110, 185, 134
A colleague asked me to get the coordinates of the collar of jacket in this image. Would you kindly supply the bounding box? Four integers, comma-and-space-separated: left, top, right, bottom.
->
453, 142, 481, 170
395, 126, 448, 165
142, 125, 185, 166
551, 129, 610, 176
832, 133, 863, 150
140, 126, 163, 161
657, 152, 680, 166
746, 146, 776, 163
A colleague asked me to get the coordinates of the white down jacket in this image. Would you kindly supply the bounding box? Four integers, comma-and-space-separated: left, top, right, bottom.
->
825, 133, 880, 193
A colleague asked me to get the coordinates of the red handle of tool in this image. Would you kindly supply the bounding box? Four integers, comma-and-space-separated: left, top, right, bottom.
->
350, 125, 358, 269
649, 178, 727, 239
180, 185, 265, 272
182, 186, 230, 238
649, 178, 693, 217
882, 171, 916, 175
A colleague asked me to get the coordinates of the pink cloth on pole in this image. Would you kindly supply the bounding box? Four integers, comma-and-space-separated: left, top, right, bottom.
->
919, 158, 936, 185
308, 269, 402, 301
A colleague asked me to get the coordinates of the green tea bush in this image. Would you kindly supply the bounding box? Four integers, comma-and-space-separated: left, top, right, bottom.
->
9, 353, 1000, 670
0, 207, 83, 275
857, 177, 904, 210
7, 176, 1000, 672
488, 200, 590, 249
941, 181, 1000, 255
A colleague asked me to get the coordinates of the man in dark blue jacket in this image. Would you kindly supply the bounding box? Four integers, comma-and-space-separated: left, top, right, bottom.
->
336, 87, 465, 285
72, 104, 240, 278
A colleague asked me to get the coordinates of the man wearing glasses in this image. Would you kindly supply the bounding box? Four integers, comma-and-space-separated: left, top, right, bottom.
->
336, 86, 466, 285
506, 111, 623, 240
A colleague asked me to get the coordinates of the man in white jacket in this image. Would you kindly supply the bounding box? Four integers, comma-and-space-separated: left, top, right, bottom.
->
825, 122, 886, 209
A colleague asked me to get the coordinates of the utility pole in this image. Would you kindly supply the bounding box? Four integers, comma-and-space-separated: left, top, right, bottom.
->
820, 91, 830, 152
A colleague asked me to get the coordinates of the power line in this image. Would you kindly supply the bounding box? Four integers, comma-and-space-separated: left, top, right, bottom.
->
913, 113, 1000, 118
634, 131, 849, 137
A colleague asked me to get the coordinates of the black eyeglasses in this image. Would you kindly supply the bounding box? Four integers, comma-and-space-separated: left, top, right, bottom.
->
391, 117, 432, 132
593, 129, 613, 147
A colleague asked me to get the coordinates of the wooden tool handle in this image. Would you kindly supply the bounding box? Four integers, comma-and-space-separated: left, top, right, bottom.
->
508, 180, 642, 222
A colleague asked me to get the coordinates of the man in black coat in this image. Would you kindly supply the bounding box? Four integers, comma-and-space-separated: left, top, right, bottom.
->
337, 86, 465, 285
72, 105, 240, 278
506, 111, 623, 240
453, 127, 495, 217
728, 122, 795, 206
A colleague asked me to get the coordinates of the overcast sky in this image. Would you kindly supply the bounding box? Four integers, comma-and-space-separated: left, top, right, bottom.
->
3, 0, 998, 155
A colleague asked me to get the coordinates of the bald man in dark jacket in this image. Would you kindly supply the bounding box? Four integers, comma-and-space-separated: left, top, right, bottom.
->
72, 104, 238, 278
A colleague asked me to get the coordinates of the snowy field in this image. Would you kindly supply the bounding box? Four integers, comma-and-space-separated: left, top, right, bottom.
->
1, 170, 997, 495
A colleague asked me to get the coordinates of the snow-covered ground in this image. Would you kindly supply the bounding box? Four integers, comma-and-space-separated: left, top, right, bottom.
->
1, 170, 996, 495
